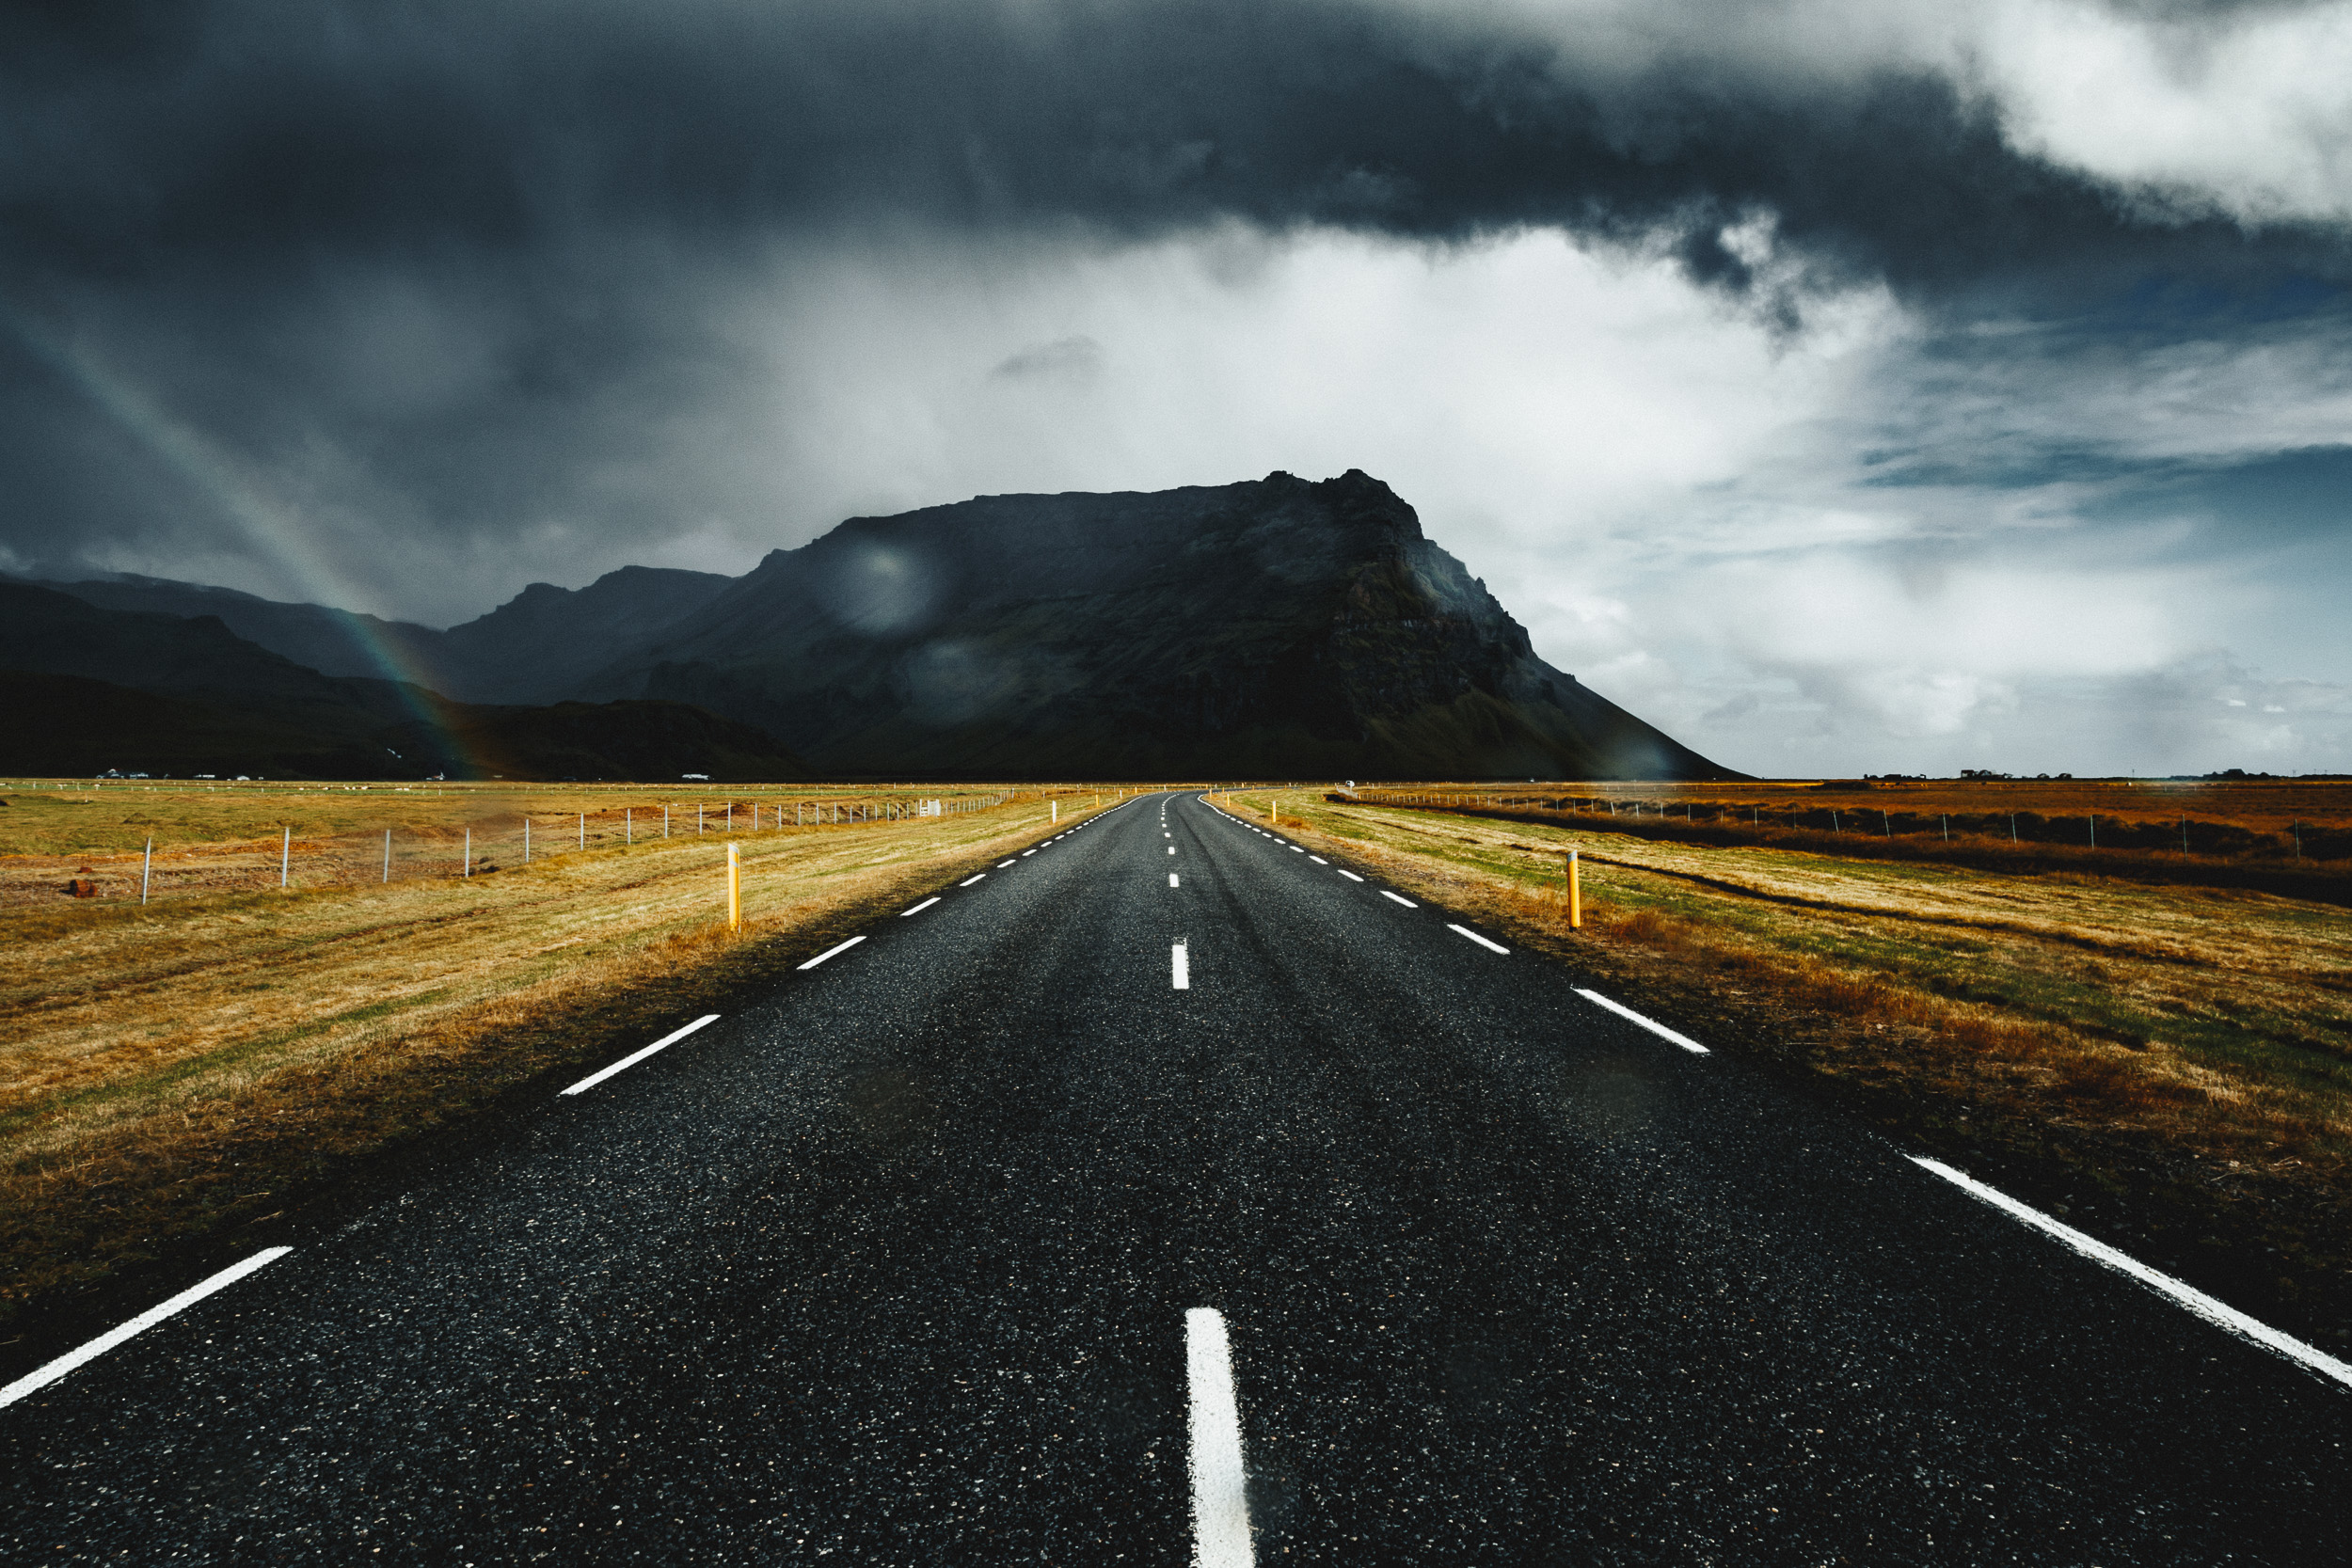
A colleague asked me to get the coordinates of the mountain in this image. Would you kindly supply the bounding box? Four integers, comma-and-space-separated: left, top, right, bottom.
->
0, 670, 403, 779
574, 470, 1736, 780
0, 584, 811, 781
10, 572, 458, 690
13, 565, 732, 704
13, 472, 1734, 779
439, 566, 735, 703
0, 581, 424, 744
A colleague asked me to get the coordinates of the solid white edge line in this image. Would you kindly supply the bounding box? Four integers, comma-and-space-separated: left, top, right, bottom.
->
1911, 1156, 2352, 1389
1172, 942, 1190, 990
960, 873, 987, 887
1337, 869, 1363, 882
1186, 1306, 1254, 1566
0, 1247, 293, 1410
1446, 923, 1510, 955
1575, 988, 1709, 1054
900, 896, 941, 916
562, 1013, 723, 1095
1380, 891, 1417, 907
797, 934, 867, 971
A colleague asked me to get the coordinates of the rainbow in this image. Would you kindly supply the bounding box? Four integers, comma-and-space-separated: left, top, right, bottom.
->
7, 307, 476, 776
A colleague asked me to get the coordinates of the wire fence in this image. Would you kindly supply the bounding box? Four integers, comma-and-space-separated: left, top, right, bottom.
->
11, 790, 1037, 908
1342, 788, 2346, 863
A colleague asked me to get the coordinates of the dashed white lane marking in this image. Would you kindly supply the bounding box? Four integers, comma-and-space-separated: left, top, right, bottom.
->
1447, 924, 1510, 954
1023, 849, 1039, 857
797, 935, 867, 971
1575, 988, 1709, 1054
1911, 1157, 2352, 1389
960, 874, 987, 887
1287, 847, 1304, 854
1172, 942, 1190, 990
1, 1247, 294, 1410
563, 1013, 723, 1095
1337, 869, 1364, 882
998, 860, 1015, 868
1169, 873, 1180, 887
1168, 846, 1177, 856
1185, 1307, 1254, 1567
901, 896, 941, 917
1309, 856, 1327, 864
1380, 891, 1417, 908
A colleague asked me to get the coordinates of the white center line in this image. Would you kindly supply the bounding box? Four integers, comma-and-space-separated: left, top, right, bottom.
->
1, 1247, 293, 1409
1912, 1157, 2352, 1388
1185, 1307, 1254, 1567
1380, 890, 1417, 907
900, 896, 941, 917
797, 934, 867, 971
1168, 846, 1176, 856
1576, 988, 1709, 1054
1336, 869, 1363, 882
1169, 873, 1180, 887
1446, 924, 1511, 954
1172, 942, 1190, 990
563, 1013, 722, 1095
960, 873, 987, 887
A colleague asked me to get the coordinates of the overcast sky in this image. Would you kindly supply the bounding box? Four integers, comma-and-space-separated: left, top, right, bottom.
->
4, 0, 2348, 777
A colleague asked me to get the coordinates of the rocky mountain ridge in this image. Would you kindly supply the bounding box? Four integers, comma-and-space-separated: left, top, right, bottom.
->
13, 471, 1736, 780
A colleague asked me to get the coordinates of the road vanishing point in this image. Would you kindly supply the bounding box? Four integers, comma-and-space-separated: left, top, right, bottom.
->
4, 794, 2347, 1562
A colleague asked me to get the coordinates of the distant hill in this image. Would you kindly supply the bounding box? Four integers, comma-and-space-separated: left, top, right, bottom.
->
438, 566, 738, 704
9, 572, 459, 691
12, 565, 731, 705
572, 471, 1738, 780
0, 670, 398, 779
0, 584, 811, 781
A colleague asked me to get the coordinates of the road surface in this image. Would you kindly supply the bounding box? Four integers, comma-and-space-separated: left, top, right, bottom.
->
4, 792, 2347, 1563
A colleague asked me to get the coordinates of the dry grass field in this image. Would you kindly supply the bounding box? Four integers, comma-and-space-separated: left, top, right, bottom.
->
1229, 784, 2352, 1345
0, 779, 1109, 905
0, 783, 1120, 1329
1353, 777, 2352, 867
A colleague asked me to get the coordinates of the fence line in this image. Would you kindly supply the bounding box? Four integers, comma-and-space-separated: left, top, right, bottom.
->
1341, 788, 2345, 864
10, 788, 1051, 908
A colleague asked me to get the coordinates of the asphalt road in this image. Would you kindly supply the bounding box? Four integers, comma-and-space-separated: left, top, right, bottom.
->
4, 792, 2347, 1564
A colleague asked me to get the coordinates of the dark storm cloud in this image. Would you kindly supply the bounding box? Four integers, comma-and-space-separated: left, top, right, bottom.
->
5, 0, 2350, 655
4, 0, 2343, 308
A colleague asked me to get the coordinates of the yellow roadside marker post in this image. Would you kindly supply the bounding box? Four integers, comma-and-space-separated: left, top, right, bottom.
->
727, 842, 741, 929
1566, 848, 1581, 928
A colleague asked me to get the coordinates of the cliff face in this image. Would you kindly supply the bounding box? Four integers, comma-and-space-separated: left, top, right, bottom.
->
579, 470, 1735, 780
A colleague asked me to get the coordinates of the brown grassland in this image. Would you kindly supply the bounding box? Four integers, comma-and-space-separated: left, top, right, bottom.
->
0, 779, 1050, 906
0, 781, 1117, 1347
1226, 783, 2352, 1350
